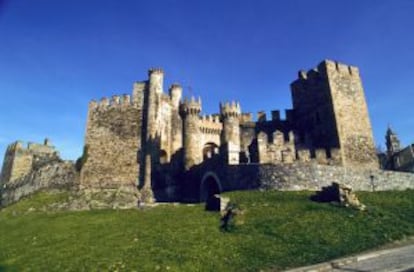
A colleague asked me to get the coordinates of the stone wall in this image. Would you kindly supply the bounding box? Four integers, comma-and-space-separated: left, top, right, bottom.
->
256, 163, 414, 191
80, 96, 142, 189
0, 140, 60, 185
322, 60, 378, 169
1, 161, 79, 206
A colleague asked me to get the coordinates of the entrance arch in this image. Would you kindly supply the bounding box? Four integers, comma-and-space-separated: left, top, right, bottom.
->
200, 172, 222, 202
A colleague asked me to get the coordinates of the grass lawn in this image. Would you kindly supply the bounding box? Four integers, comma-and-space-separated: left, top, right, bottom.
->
0, 190, 413, 271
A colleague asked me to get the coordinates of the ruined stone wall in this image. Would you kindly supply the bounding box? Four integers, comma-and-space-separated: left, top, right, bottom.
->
80, 95, 142, 189
0, 140, 59, 185
1, 161, 79, 206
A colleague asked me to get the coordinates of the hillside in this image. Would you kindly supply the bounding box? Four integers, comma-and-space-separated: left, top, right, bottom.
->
0, 190, 413, 271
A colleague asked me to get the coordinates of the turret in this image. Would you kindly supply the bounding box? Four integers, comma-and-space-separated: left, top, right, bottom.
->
148, 68, 164, 94
180, 97, 202, 170
169, 84, 183, 157
140, 68, 165, 201
169, 83, 182, 108
220, 101, 241, 164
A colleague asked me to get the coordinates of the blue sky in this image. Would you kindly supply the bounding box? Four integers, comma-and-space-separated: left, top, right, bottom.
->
0, 0, 413, 165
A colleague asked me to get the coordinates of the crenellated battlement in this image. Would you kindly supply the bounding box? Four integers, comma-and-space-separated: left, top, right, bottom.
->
148, 68, 164, 75
220, 101, 241, 118
295, 60, 359, 82
240, 112, 253, 123
319, 59, 359, 76
5, 139, 56, 155
89, 93, 135, 110
180, 97, 202, 116
1, 138, 60, 185
199, 114, 223, 134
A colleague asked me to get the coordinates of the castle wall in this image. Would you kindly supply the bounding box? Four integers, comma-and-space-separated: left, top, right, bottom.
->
199, 115, 222, 148
256, 163, 414, 191
80, 95, 142, 189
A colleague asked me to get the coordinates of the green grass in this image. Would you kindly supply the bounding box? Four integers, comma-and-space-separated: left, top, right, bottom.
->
0, 190, 413, 271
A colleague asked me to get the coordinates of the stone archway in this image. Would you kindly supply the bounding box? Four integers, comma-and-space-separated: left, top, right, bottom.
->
200, 171, 222, 202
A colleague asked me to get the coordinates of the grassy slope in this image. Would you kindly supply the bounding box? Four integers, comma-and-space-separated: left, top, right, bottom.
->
0, 190, 413, 271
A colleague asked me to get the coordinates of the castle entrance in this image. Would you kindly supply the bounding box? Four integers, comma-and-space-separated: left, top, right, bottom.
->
200, 172, 222, 202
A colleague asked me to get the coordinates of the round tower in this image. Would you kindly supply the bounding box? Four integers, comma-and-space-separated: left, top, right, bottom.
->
220, 101, 241, 164
180, 97, 202, 170
169, 84, 183, 156
148, 68, 164, 94
169, 83, 182, 109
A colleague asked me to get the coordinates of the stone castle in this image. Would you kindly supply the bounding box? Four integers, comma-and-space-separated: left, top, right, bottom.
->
80, 59, 377, 199
2, 59, 413, 207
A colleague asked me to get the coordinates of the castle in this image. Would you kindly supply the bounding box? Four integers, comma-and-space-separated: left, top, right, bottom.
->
79, 59, 378, 201
6, 59, 412, 207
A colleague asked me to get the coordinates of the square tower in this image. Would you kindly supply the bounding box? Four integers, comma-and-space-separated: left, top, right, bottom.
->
291, 60, 378, 169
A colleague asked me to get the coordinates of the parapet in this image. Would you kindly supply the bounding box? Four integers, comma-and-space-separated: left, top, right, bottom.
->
89, 93, 134, 110
180, 96, 202, 116
318, 60, 359, 77
4, 138, 59, 159
199, 114, 223, 134
220, 101, 241, 117
285, 109, 294, 123
257, 111, 266, 122
293, 59, 360, 85
148, 68, 164, 76
240, 112, 253, 123
271, 110, 280, 121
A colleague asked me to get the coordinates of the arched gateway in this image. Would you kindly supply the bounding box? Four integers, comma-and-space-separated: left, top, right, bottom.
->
200, 172, 222, 202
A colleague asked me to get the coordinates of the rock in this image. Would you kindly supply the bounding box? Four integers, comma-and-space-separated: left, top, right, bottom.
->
205, 194, 230, 212
311, 182, 366, 210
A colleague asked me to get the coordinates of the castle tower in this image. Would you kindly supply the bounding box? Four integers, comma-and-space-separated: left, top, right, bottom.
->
385, 126, 401, 156
169, 84, 183, 157
140, 68, 164, 201
291, 60, 378, 169
146, 68, 164, 138
180, 97, 202, 170
220, 101, 241, 164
